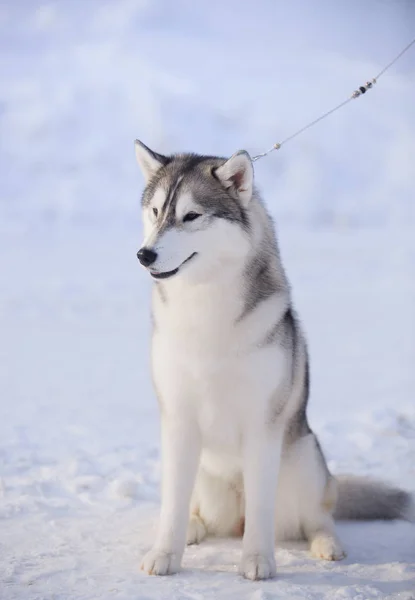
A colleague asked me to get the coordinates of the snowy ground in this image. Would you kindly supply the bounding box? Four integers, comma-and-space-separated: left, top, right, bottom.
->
1, 1, 415, 599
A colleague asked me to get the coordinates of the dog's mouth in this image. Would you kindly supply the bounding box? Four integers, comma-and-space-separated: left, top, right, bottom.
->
150, 252, 197, 280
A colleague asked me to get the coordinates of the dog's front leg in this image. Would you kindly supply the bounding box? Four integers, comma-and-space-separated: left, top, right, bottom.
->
240, 427, 283, 580
141, 415, 201, 576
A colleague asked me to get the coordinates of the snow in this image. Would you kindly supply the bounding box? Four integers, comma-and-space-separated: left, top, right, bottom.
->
0, 1, 414, 599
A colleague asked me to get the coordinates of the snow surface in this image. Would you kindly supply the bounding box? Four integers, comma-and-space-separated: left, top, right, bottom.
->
1, 1, 414, 599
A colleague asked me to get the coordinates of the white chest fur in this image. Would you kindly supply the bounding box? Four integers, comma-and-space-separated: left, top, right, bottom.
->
151, 275, 288, 473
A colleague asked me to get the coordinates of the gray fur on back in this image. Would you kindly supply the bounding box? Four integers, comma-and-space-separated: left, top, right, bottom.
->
239, 203, 288, 320
335, 475, 415, 521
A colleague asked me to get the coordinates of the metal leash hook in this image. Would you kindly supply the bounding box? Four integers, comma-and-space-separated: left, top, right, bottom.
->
252, 142, 281, 162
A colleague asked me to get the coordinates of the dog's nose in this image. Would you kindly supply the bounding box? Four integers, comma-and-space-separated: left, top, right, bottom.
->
137, 247, 158, 267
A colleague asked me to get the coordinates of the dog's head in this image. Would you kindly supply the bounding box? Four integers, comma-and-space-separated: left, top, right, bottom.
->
135, 141, 254, 283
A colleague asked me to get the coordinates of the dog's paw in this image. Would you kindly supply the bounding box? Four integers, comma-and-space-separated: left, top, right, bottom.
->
310, 534, 346, 561
140, 548, 180, 576
186, 514, 207, 545
239, 553, 277, 580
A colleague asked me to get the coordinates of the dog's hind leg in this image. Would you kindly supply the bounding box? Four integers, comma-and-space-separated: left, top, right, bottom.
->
308, 526, 345, 561
187, 464, 244, 544
305, 508, 346, 561
299, 444, 346, 561
277, 432, 346, 561
187, 512, 208, 545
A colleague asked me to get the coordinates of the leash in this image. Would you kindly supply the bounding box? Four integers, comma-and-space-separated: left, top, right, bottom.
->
252, 37, 415, 162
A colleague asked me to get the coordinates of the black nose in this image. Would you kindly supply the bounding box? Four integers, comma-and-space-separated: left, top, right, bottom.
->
137, 247, 158, 267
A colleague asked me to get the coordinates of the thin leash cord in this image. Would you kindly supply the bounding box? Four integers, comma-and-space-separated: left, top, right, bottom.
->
252, 37, 415, 162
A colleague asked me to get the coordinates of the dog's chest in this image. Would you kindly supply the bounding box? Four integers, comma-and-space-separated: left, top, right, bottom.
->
152, 285, 283, 452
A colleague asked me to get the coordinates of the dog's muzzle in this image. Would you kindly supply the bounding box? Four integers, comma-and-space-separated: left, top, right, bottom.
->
136, 250, 197, 280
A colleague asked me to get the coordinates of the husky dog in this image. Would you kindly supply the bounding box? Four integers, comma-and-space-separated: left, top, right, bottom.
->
135, 141, 414, 580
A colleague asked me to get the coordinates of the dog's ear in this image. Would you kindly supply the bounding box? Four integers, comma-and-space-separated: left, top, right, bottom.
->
214, 150, 253, 206
134, 140, 169, 183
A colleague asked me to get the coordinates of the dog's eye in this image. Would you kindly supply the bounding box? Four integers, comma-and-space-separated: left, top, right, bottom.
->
183, 212, 201, 223
152, 207, 158, 217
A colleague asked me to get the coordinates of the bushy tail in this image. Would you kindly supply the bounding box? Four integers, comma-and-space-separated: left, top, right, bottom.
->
334, 475, 415, 522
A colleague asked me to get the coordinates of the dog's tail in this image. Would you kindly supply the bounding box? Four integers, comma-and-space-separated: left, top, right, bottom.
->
334, 475, 415, 522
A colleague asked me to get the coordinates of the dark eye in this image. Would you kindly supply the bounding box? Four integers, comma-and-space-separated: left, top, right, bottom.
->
153, 207, 158, 217
183, 212, 201, 223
